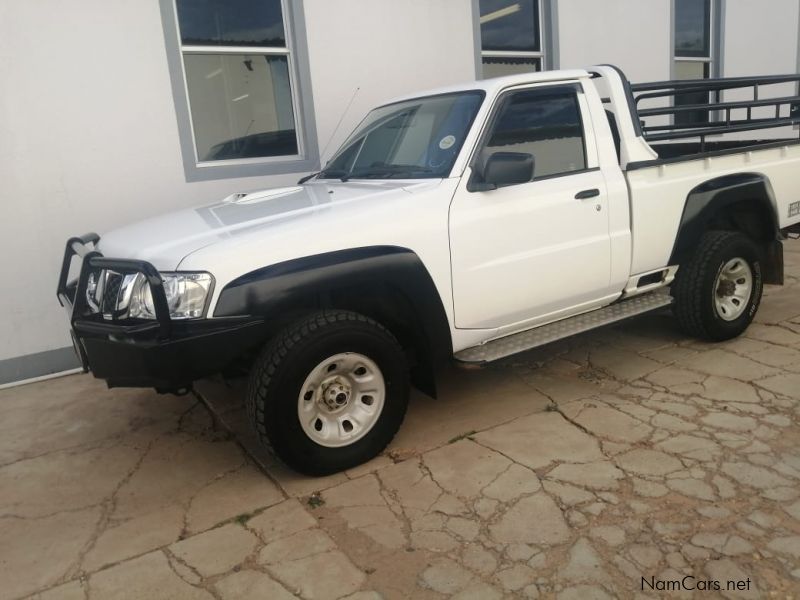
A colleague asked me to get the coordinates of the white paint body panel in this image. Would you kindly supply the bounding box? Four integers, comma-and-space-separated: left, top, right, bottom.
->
625, 145, 800, 275
89, 68, 800, 357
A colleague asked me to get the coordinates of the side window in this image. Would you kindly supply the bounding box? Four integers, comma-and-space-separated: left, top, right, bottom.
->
482, 86, 587, 181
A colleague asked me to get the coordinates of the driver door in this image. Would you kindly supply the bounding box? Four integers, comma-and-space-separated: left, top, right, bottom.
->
449, 83, 614, 330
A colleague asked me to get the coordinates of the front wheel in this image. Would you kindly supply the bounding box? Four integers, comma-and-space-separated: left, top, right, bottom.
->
672, 230, 763, 341
246, 310, 409, 475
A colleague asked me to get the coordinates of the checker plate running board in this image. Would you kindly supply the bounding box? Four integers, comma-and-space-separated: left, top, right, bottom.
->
455, 291, 674, 364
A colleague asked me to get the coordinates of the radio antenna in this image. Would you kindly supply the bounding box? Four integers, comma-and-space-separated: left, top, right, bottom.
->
320, 86, 360, 163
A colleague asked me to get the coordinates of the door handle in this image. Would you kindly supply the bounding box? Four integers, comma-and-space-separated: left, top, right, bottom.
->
575, 188, 600, 200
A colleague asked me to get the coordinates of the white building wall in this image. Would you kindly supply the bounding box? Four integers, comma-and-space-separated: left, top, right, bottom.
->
0, 0, 477, 375
303, 0, 478, 163
555, 0, 672, 83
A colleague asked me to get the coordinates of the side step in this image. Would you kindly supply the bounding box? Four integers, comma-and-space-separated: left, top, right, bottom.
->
454, 290, 674, 364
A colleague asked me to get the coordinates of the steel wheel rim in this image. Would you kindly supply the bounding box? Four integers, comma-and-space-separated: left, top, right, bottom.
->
297, 352, 386, 448
713, 257, 753, 321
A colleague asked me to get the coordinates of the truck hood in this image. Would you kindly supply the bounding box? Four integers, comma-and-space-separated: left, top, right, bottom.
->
98, 180, 437, 270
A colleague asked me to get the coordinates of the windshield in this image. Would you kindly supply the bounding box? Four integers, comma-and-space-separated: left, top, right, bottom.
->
319, 91, 484, 181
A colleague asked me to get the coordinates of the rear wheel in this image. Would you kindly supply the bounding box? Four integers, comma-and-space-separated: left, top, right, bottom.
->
246, 310, 409, 475
672, 231, 763, 341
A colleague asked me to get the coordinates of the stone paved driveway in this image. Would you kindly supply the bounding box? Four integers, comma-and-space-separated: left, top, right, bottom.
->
2, 240, 799, 599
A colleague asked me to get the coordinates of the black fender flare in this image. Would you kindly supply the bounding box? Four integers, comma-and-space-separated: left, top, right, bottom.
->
669, 173, 782, 281
214, 246, 453, 397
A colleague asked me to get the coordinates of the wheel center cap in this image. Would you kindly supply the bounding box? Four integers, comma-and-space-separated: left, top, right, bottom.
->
320, 376, 352, 411
718, 279, 736, 297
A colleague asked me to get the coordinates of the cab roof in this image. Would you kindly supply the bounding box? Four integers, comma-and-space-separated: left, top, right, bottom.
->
383, 69, 592, 107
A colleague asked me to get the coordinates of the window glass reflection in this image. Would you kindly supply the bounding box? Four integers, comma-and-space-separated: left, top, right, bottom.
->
184, 54, 298, 161
176, 0, 286, 47
480, 0, 540, 52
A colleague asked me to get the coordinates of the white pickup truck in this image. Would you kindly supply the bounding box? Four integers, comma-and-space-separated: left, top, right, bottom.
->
58, 65, 800, 474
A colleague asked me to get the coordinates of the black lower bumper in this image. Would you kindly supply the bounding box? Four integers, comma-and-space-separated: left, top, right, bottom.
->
58, 233, 266, 392
73, 318, 267, 391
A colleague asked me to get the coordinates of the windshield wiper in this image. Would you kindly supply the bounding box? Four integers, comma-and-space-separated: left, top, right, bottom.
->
315, 169, 350, 182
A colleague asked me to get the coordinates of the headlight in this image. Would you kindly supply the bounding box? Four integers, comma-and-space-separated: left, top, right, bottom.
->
87, 270, 213, 320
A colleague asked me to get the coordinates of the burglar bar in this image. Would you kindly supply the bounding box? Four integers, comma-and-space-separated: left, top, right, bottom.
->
630, 73, 800, 150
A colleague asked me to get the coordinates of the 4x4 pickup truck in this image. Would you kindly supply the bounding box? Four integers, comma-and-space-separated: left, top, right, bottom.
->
58, 65, 800, 474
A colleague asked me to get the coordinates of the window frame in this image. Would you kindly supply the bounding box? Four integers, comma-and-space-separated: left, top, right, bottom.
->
477, 0, 549, 78
468, 82, 596, 190
159, 0, 319, 182
672, 0, 719, 125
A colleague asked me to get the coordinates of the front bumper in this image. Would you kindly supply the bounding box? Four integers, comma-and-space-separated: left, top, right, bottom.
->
57, 234, 265, 392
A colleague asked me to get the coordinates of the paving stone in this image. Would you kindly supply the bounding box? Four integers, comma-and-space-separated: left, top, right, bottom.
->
666, 478, 715, 500
475, 412, 603, 470
171, 523, 258, 577
702, 376, 761, 404
461, 544, 497, 575
721, 462, 791, 489
646, 366, 705, 387
419, 557, 474, 594
651, 413, 697, 432
557, 584, 613, 599
341, 593, 385, 600
542, 480, 595, 506
89, 551, 213, 600
247, 499, 317, 542
482, 463, 541, 502
783, 500, 800, 520
632, 478, 669, 497
761, 486, 799, 501
35, 580, 86, 600
336, 505, 406, 549
546, 461, 624, 491
560, 402, 652, 443
0, 506, 100, 599
322, 474, 385, 507
215, 569, 296, 600
701, 413, 758, 432
756, 373, 800, 399
447, 516, 480, 541
590, 347, 663, 381
410, 530, 460, 552
766, 536, 800, 559
186, 465, 284, 534
691, 533, 753, 556
83, 506, 185, 572
489, 493, 570, 545
496, 564, 537, 591
712, 475, 738, 499
589, 525, 625, 547
424, 440, 511, 499
267, 550, 365, 600
703, 559, 759, 599
259, 527, 337, 564
616, 449, 683, 476
452, 582, 503, 600
697, 506, 732, 519
680, 350, 779, 381
557, 538, 610, 585
377, 460, 441, 511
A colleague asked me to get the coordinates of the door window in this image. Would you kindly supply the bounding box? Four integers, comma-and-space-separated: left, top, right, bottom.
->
480, 86, 587, 182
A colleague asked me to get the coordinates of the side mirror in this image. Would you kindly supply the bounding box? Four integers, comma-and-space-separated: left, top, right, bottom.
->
468, 152, 535, 192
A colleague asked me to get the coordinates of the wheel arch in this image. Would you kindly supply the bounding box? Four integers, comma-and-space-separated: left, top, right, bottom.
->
213, 246, 453, 397
670, 173, 784, 284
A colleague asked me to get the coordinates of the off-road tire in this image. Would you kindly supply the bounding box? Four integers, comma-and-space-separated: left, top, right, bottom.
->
672, 231, 763, 341
246, 310, 409, 475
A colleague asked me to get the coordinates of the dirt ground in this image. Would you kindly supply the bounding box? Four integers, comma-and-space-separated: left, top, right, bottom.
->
1, 239, 799, 599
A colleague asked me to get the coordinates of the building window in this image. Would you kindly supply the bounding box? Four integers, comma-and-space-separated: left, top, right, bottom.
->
479, 0, 544, 78
673, 0, 713, 125
161, 0, 318, 180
